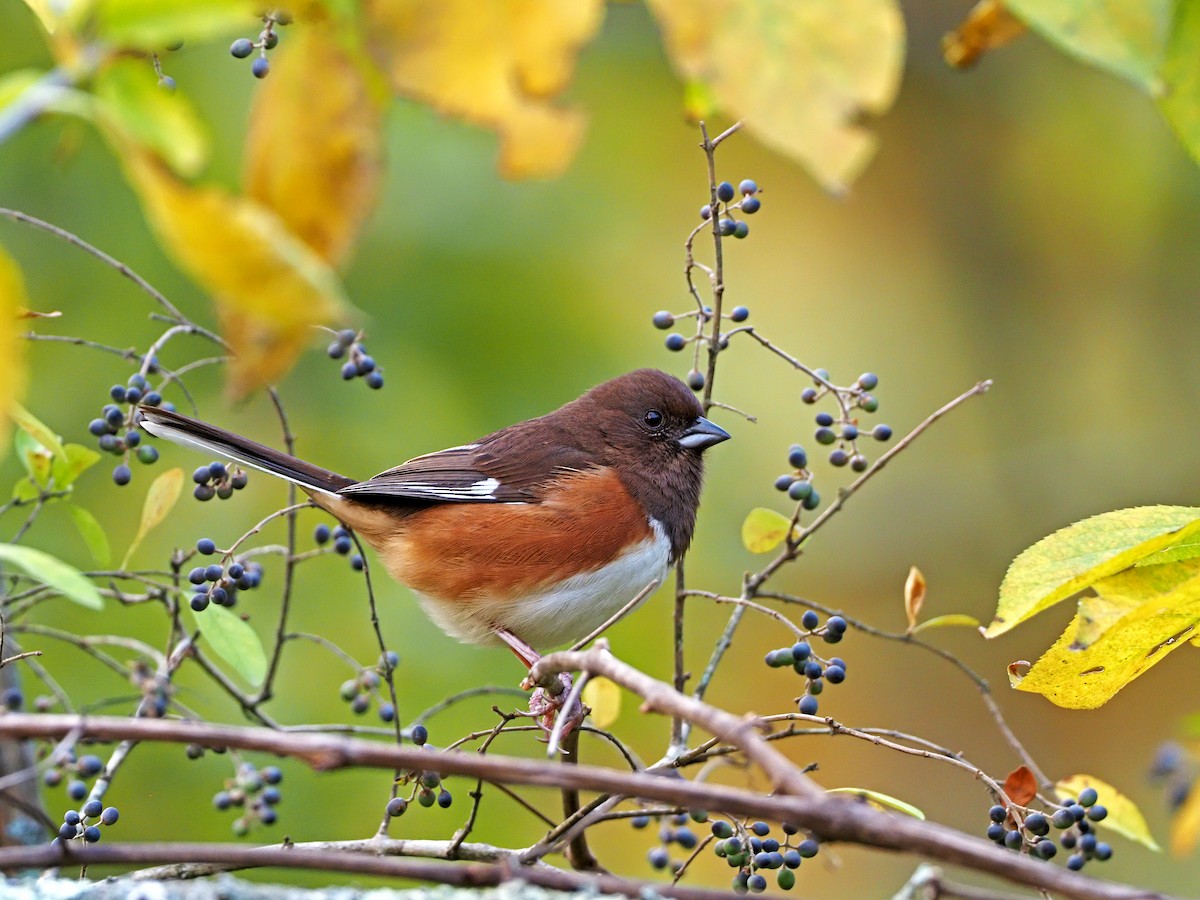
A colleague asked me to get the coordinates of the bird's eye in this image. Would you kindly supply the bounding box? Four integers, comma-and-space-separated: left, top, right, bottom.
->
643, 409, 664, 430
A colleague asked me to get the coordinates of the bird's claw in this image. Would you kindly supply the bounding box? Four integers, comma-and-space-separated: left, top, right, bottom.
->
524, 672, 586, 741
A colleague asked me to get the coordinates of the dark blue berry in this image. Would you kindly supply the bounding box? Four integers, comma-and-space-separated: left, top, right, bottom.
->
328, 341, 347, 359
774, 474, 795, 492
252, 57, 270, 78
798, 695, 818, 715
190, 594, 209, 612
64, 810, 80, 826
803, 660, 822, 679
97, 434, 120, 452
314, 524, 331, 544
814, 427, 836, 445
196, 538, 216, 555
988, 805, 1007, 823
334, 535, 353, 555
386, 796, 407, 817
1003, 829, 1022, 850
82, 799, 103, 817
192, 466, 211, 485
850, 454, 868, 472
1036, 839, 1057, 859
700, 205, 712, 220
110, 385, 127, 402
741, 196, 761, 214
356, 355, 376, 375
873, 424, 893, 441
826, 616, 847, 634
124, 387, 142, 404
142, 391, 162, 407
716, 182, 735, 202
1094, 842, 1112, 861
1, 688, 21, 711
828, 449, 848, 467
88, 419, 110, 437
687, 369, 705, 391
208, 462, 227, 481
652, 311, 675, 330
1087, 804, 1107, 821
1067, 854, 1085, 871
787, 479, 811, 501
665, 333, 686, 352
231, 38, 254, 57
227, 562, 245, 580
824, 665, 845, 684
188, 568, 207, 585
730, 305, 750, 322
204, 564, 223, 582
411, 724, 428, 745
1024, 812, 1049, 836
341, 362, 357, 380
747, 874, 767, 893
841, 424, 858, 441
719, 218, 737, 236
366, 372, 384, 390
124, 430, 140, 448
800, 387, 818, 404
1051, 808, 1075, 829
787, 445, 807, 469
791, 641, 811, 660
1080, 833, 1097, 853
801, 610, 819, 630
1077, 787, 1098, 807
648, 847, 670, 869
112, 464, 132, 485
631, 815, 651, 829
797, 839, 819, 858
815, 412, 834, 427
750, 821, 770, 836
100, 806, 119, 825
58, 822, 77, 840
738, 179, 758, 196
68, 781, 87, 801
986, 822, 1005, 841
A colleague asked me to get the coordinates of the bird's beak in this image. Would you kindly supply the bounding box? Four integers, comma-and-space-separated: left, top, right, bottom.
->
678, 416, 731, 450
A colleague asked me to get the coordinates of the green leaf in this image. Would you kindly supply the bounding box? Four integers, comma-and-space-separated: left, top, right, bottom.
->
0, 68, 93, 122
741, 507, 793, 554
910, 613, 981, 634
1016, 560, 1200, 707
1005, 0, 1172, 91
0, 544, 102, 610
67, 504, 111, 567
93, 0, 258, 50
9, 404, 65, 462
121, 467, 183, 568
987, 506, 1200, 638
1055, 774, 1160, 851
94, 59, 209, 178
13, 428, 52, 486
188, 603, 266, 685
51, 444, 101, 490
10, 478, 38, 503
826, 787, 925, 820
1158, 0, 1200, 167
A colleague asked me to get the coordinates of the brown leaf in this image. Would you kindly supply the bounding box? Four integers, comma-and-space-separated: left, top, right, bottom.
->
1003, 765, 1037, 806
363, 0, 604, 179
904, 565, 926, 631
117, 145, 352, 397
647, 0, 904, 192
244, 25, 384, 266
942, 0, 1028, 70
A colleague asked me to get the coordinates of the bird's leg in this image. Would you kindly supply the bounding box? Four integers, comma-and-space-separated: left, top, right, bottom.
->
494, 628, 585, 738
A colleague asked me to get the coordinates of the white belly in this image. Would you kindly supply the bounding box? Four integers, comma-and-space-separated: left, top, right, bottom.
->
414, 519, 672, 650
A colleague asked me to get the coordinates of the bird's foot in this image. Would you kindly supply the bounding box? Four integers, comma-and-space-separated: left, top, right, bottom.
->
525, 672, 586, 743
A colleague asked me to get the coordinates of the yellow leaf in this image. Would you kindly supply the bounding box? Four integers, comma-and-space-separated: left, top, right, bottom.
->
117, 145, 353, 397
9, 403, 65, 461
741, 507, 792, 554
987, 506, 1200, 638
1017, 562, 1200, 708
244, 26, 384, 266
904, 565, 926, 631
582, 676, 620, 728
910, 613, 981, 634
94, 58, 210, 178
827, 787, 924, 819
362, 0, 604, 179
1170, 775, 1200, 856
121, 467, 183, 568
1055, 774, 1161, 852
647, 0, 904, 192
0, 245, 29, 453
942, 0, 1028, 69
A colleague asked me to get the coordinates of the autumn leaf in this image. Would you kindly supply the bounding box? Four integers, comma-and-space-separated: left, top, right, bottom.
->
243, 25, 385, 266
1055, 774, 1160, 852
904, 565, 926, 631
116, 145, 353, 397
647, 0, 905, 192
122, 467, 184, 568
942, 0, 1029, 69
1003, 765, 1037, 806
363, 0, 604, 179
988, 506, 1200, 638
582, 676, 620, 728
1170, 777, 1200, 856
742, 508, 793, 554
1013, 561, 1200, 708
826, 787, 924, 819
910, 613, 981, 635
0, 246, 28, 457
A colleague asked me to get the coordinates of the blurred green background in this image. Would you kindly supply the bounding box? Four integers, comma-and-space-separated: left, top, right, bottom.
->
1, 1, 1199, 895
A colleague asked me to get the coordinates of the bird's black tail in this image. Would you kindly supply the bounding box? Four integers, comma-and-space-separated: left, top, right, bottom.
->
138, 407, 354, 497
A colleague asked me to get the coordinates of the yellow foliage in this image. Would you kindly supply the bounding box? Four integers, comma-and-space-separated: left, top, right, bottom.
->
582, 676, 621, 728
244, 26, 386, 266
741, 507, 792, 554
0, 245, 28, 457
362, 0, 604, 179
1055, 774, 1161, 852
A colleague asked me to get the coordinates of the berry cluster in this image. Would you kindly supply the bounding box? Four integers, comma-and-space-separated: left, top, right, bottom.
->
799, 371, 891, 472
53, 799, 119, 845
187, 538, 264, 611
326, 329, 384, 389
191, 460, 248, 501
42, 750, 105, 802
229, 10, 291, 79
339, 651, 401, 722
212, 762, 284, 834
700, 179, 762, 241
89, 374, 170, 485
386, 725, 453, 815
315, 522, 365, 570
640, 810, 704, 873
1150, 740, 1196, 811
773, 444, 821, 511
764, 610, 848, 716
711, 819, 819, 893
653, 302, 750, 392
985, 788, 1112, 870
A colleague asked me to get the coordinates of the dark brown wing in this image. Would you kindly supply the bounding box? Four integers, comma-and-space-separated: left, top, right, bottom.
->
335, 415, 593, 504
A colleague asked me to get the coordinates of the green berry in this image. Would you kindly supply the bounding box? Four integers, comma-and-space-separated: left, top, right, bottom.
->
733, 221, 749, 239
788, 479, 812, 501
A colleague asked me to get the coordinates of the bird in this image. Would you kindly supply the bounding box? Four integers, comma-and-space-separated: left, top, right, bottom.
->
138, 368, 730, 731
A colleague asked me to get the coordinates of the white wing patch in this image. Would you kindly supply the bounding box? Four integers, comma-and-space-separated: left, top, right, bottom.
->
391, 477, 501, 502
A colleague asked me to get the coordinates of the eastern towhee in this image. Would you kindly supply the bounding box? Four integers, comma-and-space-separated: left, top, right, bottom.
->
139, 368, 729, 731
